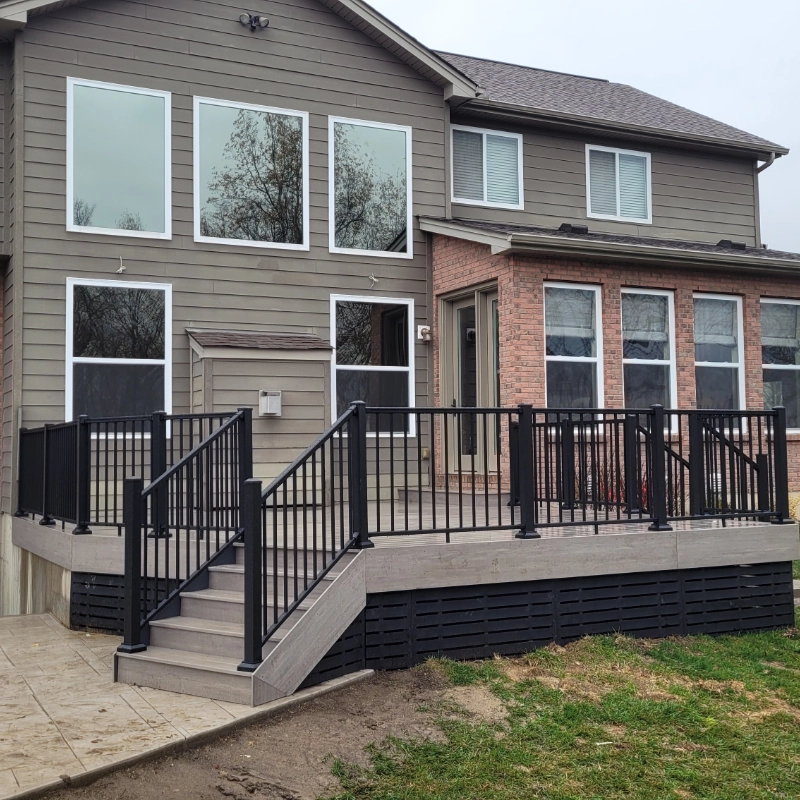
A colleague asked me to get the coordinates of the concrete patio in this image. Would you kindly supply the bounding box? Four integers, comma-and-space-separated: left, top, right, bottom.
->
0, 614, 369, 799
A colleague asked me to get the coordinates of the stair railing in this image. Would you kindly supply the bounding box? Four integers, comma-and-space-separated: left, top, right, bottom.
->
118, 408, 253, 654
238, 401, 371, 673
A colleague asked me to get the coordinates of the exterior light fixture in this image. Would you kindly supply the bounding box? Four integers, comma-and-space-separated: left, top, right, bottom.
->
417, 325, 432, 343
239, 13, 269, 31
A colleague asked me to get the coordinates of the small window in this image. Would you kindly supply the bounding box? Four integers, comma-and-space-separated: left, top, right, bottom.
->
586, 145, 651, 223
194, 97, 309, 249
330, 118, 412, 258
544, 284, 603, 409
67, 78, 171, 238
693, 294, 744, 409
762, 299, 800, 428
621, 289, 676, 409
452, 125, 523, 209
66, 279, 172, 419
331, 296, 415, 434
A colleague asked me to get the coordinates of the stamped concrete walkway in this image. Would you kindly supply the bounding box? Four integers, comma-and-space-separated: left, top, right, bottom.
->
0, 614, 367, 799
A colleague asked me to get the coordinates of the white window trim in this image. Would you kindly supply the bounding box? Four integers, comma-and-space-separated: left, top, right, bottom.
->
66, 77, 172, 240
330, 294, 416, 437
761, 297, 800, 431
621, 288, 678, 409
693, 292, 745, 410
585, 143, 652, 225
328, 116, 414, 260
65, 277, 173, 422
193, 96, 310, 251
544, 281, 604, 409
450, 124, 525, 211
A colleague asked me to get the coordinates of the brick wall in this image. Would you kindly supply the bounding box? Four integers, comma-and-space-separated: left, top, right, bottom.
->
432, 234, 800, 492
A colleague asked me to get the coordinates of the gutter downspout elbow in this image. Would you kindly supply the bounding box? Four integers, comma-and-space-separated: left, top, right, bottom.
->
757, 152, 777, 173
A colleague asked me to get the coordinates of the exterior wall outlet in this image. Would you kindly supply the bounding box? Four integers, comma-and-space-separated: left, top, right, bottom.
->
259, 390, 282, 417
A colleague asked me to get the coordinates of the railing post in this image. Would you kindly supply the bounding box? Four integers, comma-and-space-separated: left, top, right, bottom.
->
688, 413, 706, 517
508, 420, 520, 507
756, 453, 770, 515
73, 416, 92, 535
39, 424, 55, 526
648, 405, 673, 531
772, 406, 790, 524
15, 427, 29, 518
349, 401, 374, 549
623, 413, 641, 514
150, 411, 169, 538
516, 405, 539, 539
560, 418, 576, 509
238, 478, 263, 672
237, 407, 254, 484
118, 477, 146, 654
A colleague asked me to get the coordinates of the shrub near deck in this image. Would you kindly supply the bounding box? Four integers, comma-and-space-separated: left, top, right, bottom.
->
328, 630, 800, 800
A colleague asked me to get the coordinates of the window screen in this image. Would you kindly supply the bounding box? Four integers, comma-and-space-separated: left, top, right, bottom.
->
452, 126, 521, 207
694, 295, 742, 410
587, 146, 650, 222
762, 301, 800, 428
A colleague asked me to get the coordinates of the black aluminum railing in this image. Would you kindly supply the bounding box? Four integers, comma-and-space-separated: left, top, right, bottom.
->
364, 405, 790, 538
118, 409, 252, 654
238, 403, 370, 672
114, 401, 789, 669
17, 411, 235, 534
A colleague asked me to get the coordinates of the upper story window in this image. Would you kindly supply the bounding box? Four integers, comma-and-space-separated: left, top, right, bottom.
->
544, 283, 603, 409
330, 118, 413, 259
194, 97, 309, 250
693, 294, 744, 409
331, 296, 415, 434
67, 78, 171, 239
761, 299, 800, 429
66, 278, 172, 420
585, 145, 651, 224
621, 289, 676, 409
451, 125, 523, 210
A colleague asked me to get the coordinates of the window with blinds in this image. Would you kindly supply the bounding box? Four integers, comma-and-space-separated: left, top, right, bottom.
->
452, 125, 523, 209
586, 145, 651, 223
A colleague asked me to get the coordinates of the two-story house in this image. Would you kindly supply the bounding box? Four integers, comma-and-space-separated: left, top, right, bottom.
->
0, 0, 797, 705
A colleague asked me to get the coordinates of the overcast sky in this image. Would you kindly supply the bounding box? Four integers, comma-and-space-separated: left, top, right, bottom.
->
370, 0, 799, 253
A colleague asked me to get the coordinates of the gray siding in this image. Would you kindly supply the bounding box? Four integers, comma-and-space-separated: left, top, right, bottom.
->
14, 0, 445, 480
209, 356, 330, 483
450, 116, 759, 246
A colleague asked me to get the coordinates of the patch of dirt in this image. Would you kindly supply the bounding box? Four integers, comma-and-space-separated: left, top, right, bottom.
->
442, 685, 507, 726
47, 667, 449, 800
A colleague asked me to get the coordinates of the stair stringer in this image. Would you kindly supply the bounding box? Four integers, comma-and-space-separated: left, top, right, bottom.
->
251, 551, 366, 706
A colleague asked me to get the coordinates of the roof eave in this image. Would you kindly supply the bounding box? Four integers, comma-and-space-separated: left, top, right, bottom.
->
458, 99, 789, 160
419, 217, 800, 276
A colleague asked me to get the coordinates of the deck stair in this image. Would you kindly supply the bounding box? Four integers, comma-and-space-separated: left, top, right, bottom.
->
115, 543, 366, 706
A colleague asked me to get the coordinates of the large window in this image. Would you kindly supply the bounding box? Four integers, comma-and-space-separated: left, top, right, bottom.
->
331, 296, 415, 434
66, 279, 172, 419
194, 97, 309, 249
451, 125, 523, 210
67, 78, 171, 238
621, 289, 676, 409
330, 118, 413, 258
693, 294, 744, 409
544, 284, 603, 409
586, 145, 651, 224
762, 299, 800, 428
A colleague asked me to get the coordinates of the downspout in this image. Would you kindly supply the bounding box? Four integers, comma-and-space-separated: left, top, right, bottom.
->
757, 152, 777, 173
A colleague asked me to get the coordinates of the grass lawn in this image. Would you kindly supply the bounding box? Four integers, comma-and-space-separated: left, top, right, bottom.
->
793, 561, 800, 579
327, 621, 800, 800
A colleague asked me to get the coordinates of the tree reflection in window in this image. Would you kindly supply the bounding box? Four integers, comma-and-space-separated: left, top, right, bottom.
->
333, 122, 408, 253
199, 106, 304, 245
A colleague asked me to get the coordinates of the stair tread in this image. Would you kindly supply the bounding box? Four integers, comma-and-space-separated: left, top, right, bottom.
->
150, 616, 243, 636
181, 587, 328, 609
117, 646, 246, 675
212, 563, 341, 578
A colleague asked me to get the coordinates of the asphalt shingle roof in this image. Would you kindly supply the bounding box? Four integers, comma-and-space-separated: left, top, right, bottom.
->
186, 330, 331, 350
436, 51, 786, 153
